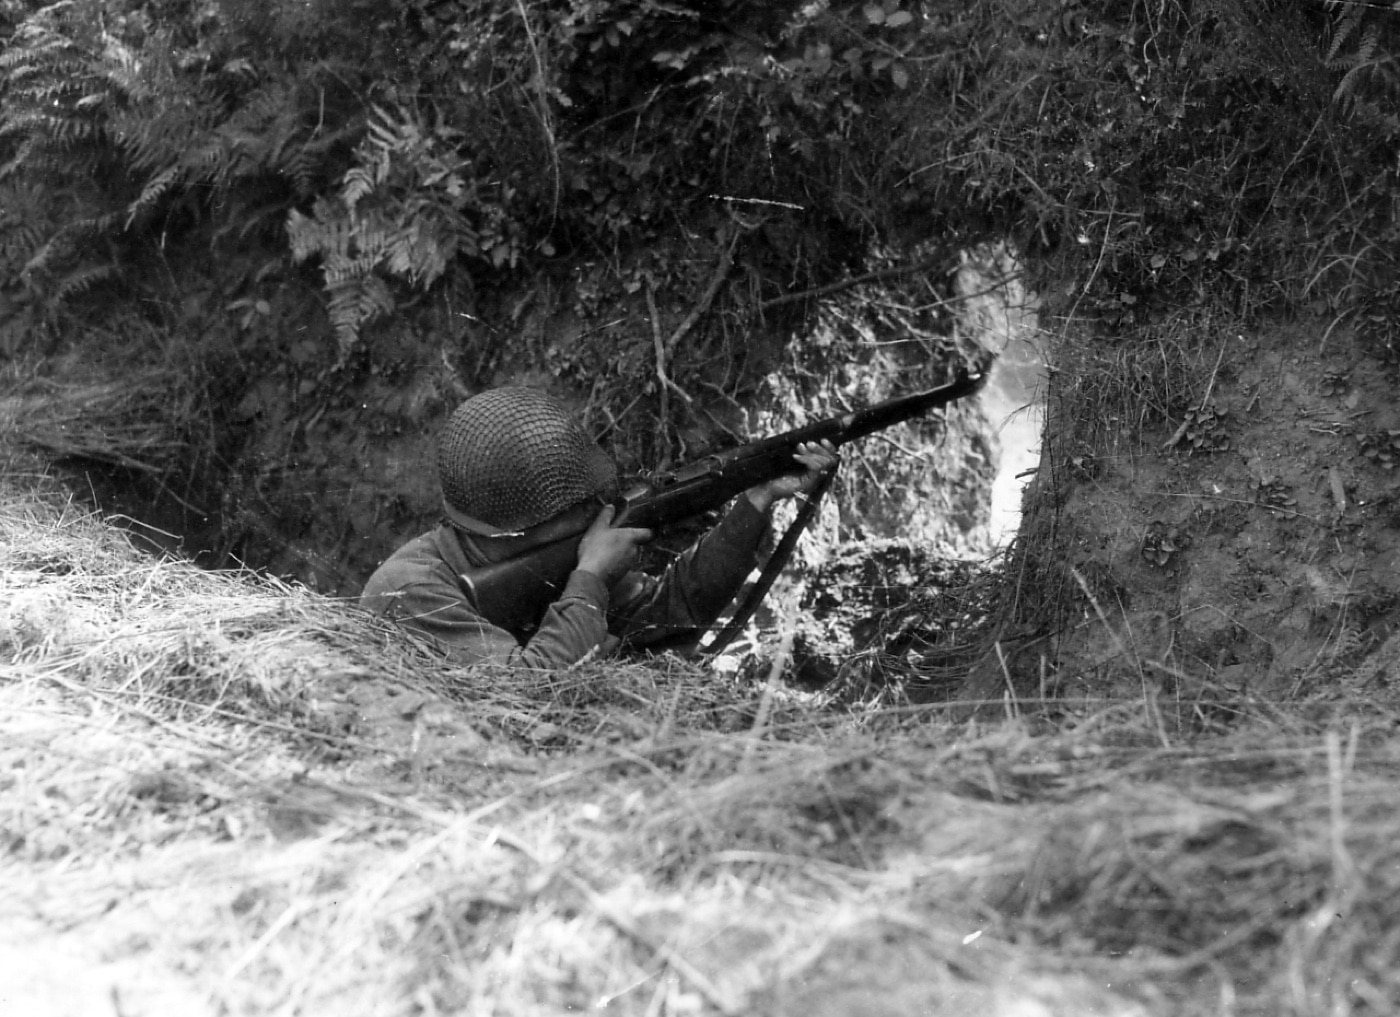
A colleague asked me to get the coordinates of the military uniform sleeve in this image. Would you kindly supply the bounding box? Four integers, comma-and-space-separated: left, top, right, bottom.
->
363, 559, 615, 669
609, 496, 769, 648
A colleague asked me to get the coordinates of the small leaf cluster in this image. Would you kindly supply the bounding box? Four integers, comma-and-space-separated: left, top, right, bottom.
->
1067, 445, 1100, 482
1250, 476, 1297, 513
1357, 429, 1400, 470
1182, 403, 1231, 454
286, 107, 521, 355
1318, 370, 1351, 397
1141, 521, 1189, 569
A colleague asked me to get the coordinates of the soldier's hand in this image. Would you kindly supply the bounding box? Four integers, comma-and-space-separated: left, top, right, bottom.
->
576, 504, 653, 586
745, 440, 840, 512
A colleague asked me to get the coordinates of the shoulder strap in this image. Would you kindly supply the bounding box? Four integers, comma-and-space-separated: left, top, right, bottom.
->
701, 468, 836, 659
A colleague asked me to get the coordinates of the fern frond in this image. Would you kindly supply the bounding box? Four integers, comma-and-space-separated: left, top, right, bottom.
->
23, 210, 122, 277
287, 207, 320, 262
0, 137, 37, 179
1326, 4, 1364, 65
323, 251, 384, 285
326, 272, 395, 354
287, 200, 352, 264
367, 105, 419, 152
285, 145, 321, 198
183, 135, 228, 176
1335, 63, 1366, 108
222, 83, 291, 134
4, 54, 91, 84
0, 110, 99, 146
1333, 25, 1390, 110
386, 214, 456, 285
109, 98, 211, 175
96, 33, 149, 100
48, 261, 120, 304
286, 117, 365, 196
125, 164, 184, 227
341, 163, 378, 209
1357, 23, 1380, 70
0, 219, 47, 264
0, 182, 50, 271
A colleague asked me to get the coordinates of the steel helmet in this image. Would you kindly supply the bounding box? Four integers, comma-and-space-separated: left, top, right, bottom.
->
437, 387, 617, 535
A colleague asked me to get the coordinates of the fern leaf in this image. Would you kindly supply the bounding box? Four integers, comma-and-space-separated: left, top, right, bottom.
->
125, 164, 183, 228
287, 205, 340, 263
342, 164, 377, 209
326, 272, 395, 354
49, 261, 120, 304
1326, 5, 1363, 65
1358, 23, 1380, 70
367, 106, 412, 151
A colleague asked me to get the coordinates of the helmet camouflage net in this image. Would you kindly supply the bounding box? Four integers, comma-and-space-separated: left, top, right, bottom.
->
437, 387, 617, 534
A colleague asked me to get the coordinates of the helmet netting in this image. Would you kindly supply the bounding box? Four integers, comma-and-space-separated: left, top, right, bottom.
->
438, 387, 616, 532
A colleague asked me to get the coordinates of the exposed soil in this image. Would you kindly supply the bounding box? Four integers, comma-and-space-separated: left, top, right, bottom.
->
1032, 318, 1400, 707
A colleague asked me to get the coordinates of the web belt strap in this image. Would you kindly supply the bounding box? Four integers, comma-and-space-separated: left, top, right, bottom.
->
700, 467, 836, 659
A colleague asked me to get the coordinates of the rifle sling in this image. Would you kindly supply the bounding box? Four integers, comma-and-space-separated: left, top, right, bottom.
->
701, 468, 836, 659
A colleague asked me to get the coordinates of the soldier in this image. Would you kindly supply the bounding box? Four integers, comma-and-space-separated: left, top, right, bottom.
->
361, 387, 836, 668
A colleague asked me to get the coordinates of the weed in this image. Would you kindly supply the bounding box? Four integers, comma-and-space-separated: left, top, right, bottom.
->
1357, 429, 1400, 469
1319, 370, 1351, 397
1250, 476, 1298, 513
1180, 402, 1231, 454
1141, 521, 1190, 568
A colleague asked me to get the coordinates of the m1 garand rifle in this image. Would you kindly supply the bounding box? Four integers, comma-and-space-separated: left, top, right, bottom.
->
462, 366, 988, 646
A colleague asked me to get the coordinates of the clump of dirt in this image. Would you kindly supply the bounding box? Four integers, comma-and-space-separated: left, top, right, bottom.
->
1038, 318, 1400, 704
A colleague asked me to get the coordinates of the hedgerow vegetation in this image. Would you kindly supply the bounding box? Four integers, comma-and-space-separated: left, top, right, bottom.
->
4, 1, 1396, 364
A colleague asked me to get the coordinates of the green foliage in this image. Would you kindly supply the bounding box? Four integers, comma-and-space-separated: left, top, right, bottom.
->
286, 106, 518, 353
1325, 0, 1400, 113
0, 0, 365, 320
4, 0, 1400, 371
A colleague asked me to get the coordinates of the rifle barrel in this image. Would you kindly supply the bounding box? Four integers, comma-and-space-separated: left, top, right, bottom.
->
840, 370, 986, 444
721, 369, 986, 458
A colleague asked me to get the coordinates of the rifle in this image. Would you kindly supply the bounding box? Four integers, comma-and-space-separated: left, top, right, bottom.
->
461, 367, 988, 639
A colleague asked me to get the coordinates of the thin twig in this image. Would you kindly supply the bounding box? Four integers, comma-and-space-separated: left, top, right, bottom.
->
745, 625, 795, 761
1163, 335, 1231, 450
758, 251, 953, 312
511, 0, 561, 221
1200, 334, 1231, 407
1157, 491, 1322, 523
645, 284, 670, 441
663, 226, 739, 359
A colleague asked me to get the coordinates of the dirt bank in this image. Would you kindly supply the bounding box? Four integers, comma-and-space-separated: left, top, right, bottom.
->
993, 314, 1400, 714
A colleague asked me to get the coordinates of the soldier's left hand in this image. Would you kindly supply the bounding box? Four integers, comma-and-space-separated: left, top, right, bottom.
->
746, 440, 839, 511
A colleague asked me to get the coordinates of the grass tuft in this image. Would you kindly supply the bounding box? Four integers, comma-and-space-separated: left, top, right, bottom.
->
5, 462, 1400, 1015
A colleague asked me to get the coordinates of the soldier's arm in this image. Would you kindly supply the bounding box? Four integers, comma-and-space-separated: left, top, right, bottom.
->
365, 563, 616, 669
608, 495, 770, 647
609, 440, 837, 648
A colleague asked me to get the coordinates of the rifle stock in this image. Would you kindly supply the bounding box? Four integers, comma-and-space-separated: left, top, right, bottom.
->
459, 368, 987, 636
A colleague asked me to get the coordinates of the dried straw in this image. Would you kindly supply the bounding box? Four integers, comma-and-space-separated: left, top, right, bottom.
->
5, 464, 1400, 1016
0, 361, 202, 474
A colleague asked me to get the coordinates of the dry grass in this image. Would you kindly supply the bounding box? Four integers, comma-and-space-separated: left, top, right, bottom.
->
0, 355, 206, 475
4, 459, 1400, 1017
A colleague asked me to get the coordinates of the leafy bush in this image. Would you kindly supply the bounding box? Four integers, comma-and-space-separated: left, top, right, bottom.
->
3, 1, 1400, 385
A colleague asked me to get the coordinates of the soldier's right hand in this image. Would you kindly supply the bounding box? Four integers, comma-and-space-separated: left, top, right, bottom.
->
576, 504, 653, 586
